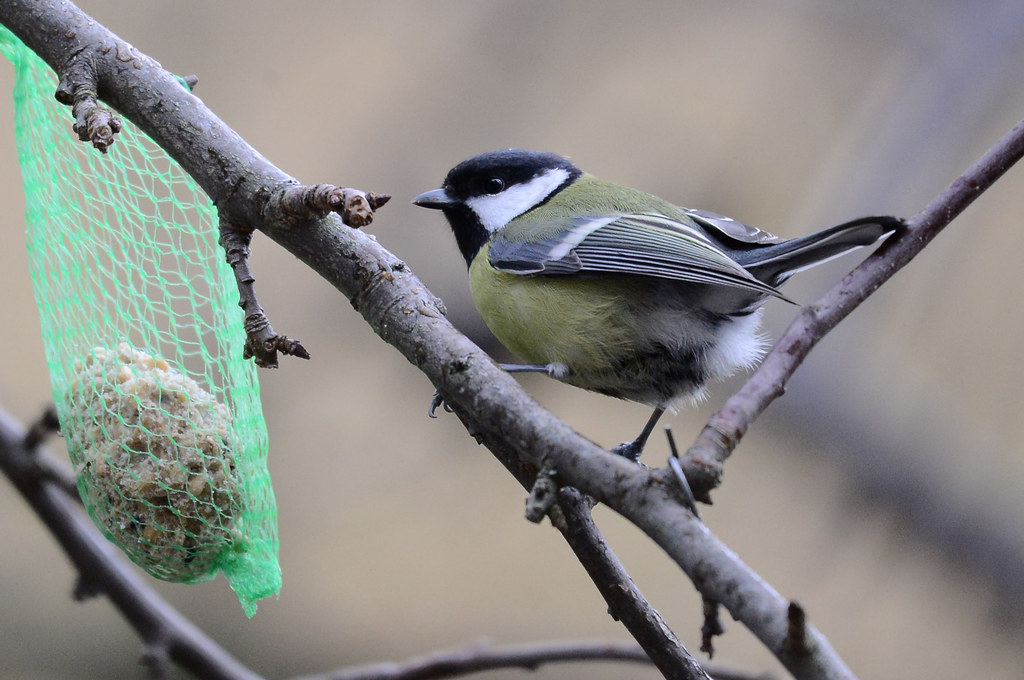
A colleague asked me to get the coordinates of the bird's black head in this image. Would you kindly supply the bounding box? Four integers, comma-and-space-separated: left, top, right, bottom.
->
413, 149, 581, 266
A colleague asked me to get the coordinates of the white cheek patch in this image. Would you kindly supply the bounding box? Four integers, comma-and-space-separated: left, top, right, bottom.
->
465, 168, 570, 233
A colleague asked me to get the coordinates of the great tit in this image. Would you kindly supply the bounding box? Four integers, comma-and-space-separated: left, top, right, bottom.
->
413, 149, 900, 460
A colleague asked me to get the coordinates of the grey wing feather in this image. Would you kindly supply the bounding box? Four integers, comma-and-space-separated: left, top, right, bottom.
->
488, 213, 789, 300
486, 239, 581, 274
685, 208, 782, 245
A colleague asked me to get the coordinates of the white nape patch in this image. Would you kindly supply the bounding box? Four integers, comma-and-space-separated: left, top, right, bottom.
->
705, 308, 768, 380
465, 167, 570, 234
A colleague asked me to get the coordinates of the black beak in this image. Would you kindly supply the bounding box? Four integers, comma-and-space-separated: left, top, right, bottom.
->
412, 188, 457, 209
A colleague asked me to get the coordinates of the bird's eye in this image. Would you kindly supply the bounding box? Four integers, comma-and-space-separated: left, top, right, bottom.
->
485, 177, 505, 194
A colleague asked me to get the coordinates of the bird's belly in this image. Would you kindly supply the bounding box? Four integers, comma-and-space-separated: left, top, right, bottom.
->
471, 270, 634, 371
469, 265, 764, 408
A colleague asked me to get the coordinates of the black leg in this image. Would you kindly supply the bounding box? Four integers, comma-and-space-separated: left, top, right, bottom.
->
500, 363, 556, 374
611, 407, 665, 461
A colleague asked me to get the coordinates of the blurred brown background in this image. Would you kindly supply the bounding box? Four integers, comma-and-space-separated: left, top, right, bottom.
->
2, 1, 1023, 679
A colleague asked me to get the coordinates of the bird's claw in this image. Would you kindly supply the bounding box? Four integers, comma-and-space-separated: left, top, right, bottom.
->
611, 439, 644, 462
663, 427, 701, 519
428, 391, 454, 418
668, 453, 701, 520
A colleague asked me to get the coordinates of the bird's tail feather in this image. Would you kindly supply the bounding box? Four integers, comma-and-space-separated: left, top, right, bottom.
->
737, 216, 902, 286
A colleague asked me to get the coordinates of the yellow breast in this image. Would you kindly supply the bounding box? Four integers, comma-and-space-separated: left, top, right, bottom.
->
468, 251, 638, 376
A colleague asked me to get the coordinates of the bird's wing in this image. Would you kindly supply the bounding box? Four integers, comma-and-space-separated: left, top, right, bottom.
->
488, 212, 788, 300
683, 208, 783, 245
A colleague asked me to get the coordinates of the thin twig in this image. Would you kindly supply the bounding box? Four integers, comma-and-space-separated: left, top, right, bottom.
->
21, 405, 59, 449
18, 406, 81, 500
219, 216, 310, 367
292, 638, 778, 680
273, 183, 391, 228
700, 594, 725, 658
54, 57, 122, 152
523, 459, 558, 523
552, 487, 712, 680
290, 639, 652, 680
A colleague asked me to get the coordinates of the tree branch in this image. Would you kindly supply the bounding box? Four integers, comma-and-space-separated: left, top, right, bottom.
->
0, 0, 387, 364
551, 488, 712, 680
290, 639, 781, 680
0, 3, 860, 677
4, 3, 1021, 679
679, 116, 1024, 496
1, 407, 699, 680
219, 215, 312, 367
290, 640, 652, 680
441, 424, 706, 677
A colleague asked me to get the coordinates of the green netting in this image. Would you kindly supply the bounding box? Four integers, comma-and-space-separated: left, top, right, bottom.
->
1, 27, 280, 616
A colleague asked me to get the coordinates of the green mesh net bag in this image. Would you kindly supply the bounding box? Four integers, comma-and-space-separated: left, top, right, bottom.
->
1, 27, 280, 616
